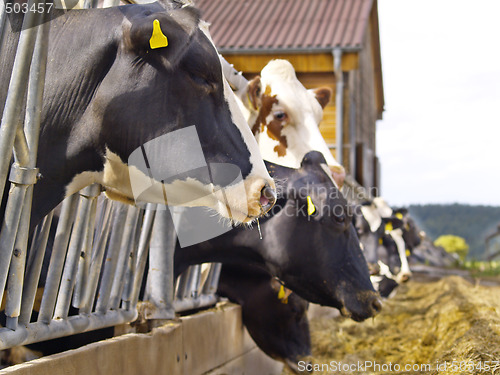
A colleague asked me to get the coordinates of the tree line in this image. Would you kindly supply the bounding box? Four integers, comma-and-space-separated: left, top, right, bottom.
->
407, 203, 500, 260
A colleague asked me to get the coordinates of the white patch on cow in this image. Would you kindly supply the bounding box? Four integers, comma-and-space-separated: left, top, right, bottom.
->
66, 148, 265, 224
389, 228, 412, 283
199, 22, 274, 195
373, 197, 393, 218
360, 204, 382, 232
255, 60, 342, 170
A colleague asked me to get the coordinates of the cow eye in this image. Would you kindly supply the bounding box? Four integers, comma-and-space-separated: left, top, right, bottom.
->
273, 111, 287, 121
190, 74, 217, 93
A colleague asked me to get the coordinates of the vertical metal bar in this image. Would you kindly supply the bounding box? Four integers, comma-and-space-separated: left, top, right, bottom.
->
144, 208, 175, 318
186, 265, 201, 299
53, 195, 93, 319
37, 194, 78, 323
0, 0, 41, 201
129, 205, 156, 308
201, 263, 222, 296
0, 184, 28, 309
109, 205, 139, 310
121, 208, 154, 310
19, 211, 53, 325
72, 192, 98, 309
95, 203, 127, 313
80, 201, 113, 314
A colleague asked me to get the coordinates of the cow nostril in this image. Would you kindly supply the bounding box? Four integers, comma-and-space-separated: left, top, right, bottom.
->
371, 297, 383, 315
260, 183, 276, 213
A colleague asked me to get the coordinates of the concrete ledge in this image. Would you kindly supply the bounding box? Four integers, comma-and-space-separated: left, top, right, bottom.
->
204, 347, 283, 375
0, 303, 278, 375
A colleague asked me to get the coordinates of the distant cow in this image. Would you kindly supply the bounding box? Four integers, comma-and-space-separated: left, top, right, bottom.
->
175, 152, 382, 321
0, 2, 275, 233
355, 199, 417, 297
216, 264, 310, 373
234, 59, 346, 188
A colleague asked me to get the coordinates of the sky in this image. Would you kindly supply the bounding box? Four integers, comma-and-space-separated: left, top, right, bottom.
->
376, 0, 500, 207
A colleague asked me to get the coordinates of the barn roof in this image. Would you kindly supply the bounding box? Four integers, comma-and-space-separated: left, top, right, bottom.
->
195, 0, 374, 53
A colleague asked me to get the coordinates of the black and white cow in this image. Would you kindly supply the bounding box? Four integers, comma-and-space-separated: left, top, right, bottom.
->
355, 199, 417, 297
175, 152, 382, 322
217, 264, 310, 373
0, 2, 275, 233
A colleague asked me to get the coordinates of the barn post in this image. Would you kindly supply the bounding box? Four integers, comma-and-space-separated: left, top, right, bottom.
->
333, 48, 344, 166
144, 208, 175, 321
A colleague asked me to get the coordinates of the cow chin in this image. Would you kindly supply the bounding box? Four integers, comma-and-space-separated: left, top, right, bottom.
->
212, 175, 277, 224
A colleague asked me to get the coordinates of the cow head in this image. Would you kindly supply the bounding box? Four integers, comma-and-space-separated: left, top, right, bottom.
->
37, 3, 275, 228
217, 265, 311, 372
261, 151, 381, 322
240, 59, 345, 188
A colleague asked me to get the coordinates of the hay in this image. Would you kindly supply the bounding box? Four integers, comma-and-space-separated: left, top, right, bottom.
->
283, 276, 500, 374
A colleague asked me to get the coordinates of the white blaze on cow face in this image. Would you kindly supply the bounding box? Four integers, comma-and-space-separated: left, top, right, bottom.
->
243, 59, 345, 187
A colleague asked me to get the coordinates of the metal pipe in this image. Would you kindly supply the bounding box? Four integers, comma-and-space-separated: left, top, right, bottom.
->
0, 184, 28, 309
143, 207, 175, 319
19, 211, 53, 325
95, 203, 127, 313
0, 309, 137, 350
109, 205, 140, 310
81, 200, 113, 314
38, 194, 79, 323
173, 294, 218, 313
102, 0, 120, 7
53, 195, 93, 319
201, 263, 221, 296
333, 48, 344, 166
0, 0, 41, 201
129, 204, 156, 308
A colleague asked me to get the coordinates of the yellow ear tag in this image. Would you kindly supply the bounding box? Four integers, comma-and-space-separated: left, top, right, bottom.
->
378, 238, 383, 245
278, 284, 286, 299
406, 249, 411, 257
385, 222, 393, 232
395, 212, 403, 219
150, 19, 168, 49
307, 196, 316, 216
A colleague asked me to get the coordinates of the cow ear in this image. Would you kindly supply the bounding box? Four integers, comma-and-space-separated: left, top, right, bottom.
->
246, 76, 262, 110
125, 7, 200, 68
313, 87, 332, 109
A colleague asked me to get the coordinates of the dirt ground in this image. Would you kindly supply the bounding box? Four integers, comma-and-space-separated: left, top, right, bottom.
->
284, 274, 500, 374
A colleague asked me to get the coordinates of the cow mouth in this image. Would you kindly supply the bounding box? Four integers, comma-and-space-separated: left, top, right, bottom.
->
339, 294, 383, 322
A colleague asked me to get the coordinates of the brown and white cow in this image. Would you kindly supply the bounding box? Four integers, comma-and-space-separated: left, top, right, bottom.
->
234, 59, 346, 188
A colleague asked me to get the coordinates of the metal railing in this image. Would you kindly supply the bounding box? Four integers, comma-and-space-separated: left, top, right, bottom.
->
0, 0, 222, 351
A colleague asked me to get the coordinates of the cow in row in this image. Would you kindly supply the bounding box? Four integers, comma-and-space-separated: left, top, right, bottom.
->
175, 152, 382, 321
227, 59, 346, 189
216, 264, 310, 373
0, 1, 276, 235
354, 198, 421, 297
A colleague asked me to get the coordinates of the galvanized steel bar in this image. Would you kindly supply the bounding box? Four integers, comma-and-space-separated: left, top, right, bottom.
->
73, 189, 99, 309
53, 194, 94, 319
38, 194, 78, 323
4, 189, 33, 330
0, 0, 41, 200
129, 204, 156, 308
201, 263, 222, 296
95, 203, 128, 313
0, 183, 29, 309
12, 16, 50, 327
173, 295, 218, 313
109, 205, 140, 310
19, 211, 53, 325
81, 200, 113, 314
102, 0, 120, 7
0, 309, 137, 350
143, 208, 175, 319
